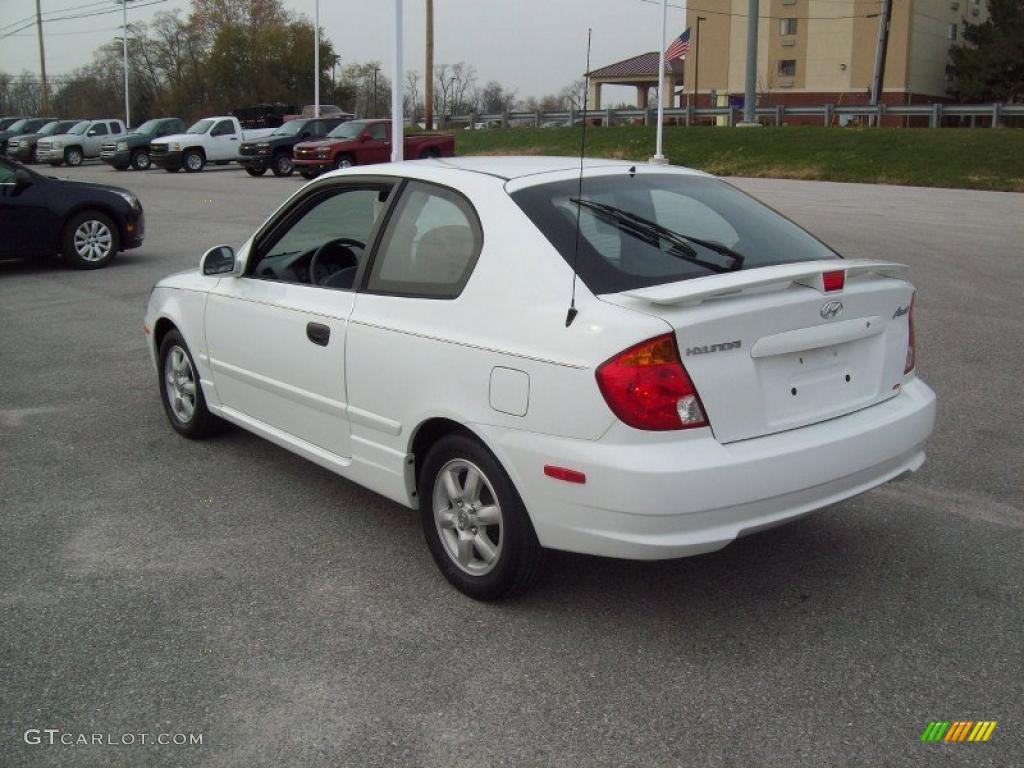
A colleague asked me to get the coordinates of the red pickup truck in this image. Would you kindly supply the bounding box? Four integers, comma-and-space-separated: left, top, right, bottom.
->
293, 119, 455, 178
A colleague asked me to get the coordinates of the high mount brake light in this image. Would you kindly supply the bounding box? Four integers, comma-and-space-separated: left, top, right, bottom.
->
822, 270, 845, 292
595, 334, 708, 431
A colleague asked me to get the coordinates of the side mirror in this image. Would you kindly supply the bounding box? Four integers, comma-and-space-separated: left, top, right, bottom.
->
200, 244, 238, 276
301, 131, 311, 139
14, 168, 33, 187
87, 129, 99, 136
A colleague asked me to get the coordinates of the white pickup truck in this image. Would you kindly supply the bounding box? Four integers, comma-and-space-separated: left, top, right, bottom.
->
149, 116, 275, 173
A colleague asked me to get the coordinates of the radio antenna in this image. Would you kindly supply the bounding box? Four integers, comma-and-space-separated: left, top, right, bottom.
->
566, 27, 592, 328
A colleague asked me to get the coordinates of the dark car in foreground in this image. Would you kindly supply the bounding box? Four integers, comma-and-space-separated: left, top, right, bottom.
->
100, 117, 186, 171
238, 116, 344, 177
0, 157, 144, 269
7, 119, 86, 164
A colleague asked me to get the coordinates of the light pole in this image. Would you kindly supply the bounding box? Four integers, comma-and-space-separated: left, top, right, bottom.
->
120, 0, 131, 128
652, 0, 668, 163
693, 16, 705, 116
390, 0, 404, 161
313, 0, 320, 117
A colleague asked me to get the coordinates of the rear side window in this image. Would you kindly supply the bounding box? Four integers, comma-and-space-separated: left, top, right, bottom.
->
510, 173, 838, 294
90, 123, 108, 136
109, 122, 122, 134
366, 181, 482, 298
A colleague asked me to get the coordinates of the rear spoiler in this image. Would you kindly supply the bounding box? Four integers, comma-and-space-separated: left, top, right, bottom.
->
618, 259, 908, 307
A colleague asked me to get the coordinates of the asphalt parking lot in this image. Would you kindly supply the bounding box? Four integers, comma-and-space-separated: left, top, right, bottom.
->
2, 161, 1022, 767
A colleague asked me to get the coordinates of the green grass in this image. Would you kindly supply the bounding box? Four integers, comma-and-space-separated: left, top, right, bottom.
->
454, 125, 1024, 192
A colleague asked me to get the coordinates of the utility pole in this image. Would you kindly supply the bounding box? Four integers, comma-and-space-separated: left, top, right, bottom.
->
424, 0, 434, 130
869, 0, 893, 122
314, 0, 320, 117
35, 0, 48, 113
740, 0, 759, 125
121, 0, 130, 128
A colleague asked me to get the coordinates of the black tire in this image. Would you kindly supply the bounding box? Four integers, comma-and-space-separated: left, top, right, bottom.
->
61, 210, 119, 270
112, 165, 128, 171
271, 152, 294, 177
183, 149, 205, 173
130, 149, 151, 170
419, 433, 544, 600
299, 168, 318, 180
64, 147, 83, 167
334, 154, 354, 170
244, 166, 267, 177
158, 329, 219, 439
420, 148, 441, 159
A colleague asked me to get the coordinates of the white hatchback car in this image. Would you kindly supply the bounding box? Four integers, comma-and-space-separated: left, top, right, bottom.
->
145, 157, 936, 599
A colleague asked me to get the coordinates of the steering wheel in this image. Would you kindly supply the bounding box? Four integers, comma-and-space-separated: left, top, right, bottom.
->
309, 237, 365, 285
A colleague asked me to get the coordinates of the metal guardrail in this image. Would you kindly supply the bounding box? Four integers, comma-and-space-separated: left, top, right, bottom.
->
444, 102, 1024, 129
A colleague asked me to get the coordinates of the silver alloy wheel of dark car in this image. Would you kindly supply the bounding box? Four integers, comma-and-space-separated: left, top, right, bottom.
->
65, 147, 83, 166
132, 150, 151, 170
432, 458, 504, 576
163, 344, 197, 424
273, 153, 293, 176
73, 218, 113, 263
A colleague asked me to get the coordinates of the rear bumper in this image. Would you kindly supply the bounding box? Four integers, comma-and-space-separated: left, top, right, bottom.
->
474, 377, 936, 560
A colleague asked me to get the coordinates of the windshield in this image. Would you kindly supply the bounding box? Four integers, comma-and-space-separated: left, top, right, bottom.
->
135, 119, 164, 135
37, 121, 64, 136
272, 120, 308, 137
67, 121, 91, 135
327, 121, 365, 139
7, 119, 29, 132
511, 173, 839, 294
187, 119, 215, 134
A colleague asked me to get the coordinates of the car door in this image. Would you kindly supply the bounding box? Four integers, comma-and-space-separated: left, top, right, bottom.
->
0, 160, 56, 257
84, 122, 108, 155
364, 123, 391, 164
208, 119, 239, 161
203, 179, 396, 457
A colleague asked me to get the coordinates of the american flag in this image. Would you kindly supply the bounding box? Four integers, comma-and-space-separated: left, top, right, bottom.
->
665, 28, 691, 61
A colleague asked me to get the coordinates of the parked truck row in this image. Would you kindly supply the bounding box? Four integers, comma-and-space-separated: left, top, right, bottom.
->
1, 113, 455, 177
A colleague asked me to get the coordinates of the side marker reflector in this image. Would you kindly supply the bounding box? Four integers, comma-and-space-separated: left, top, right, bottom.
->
544, 465, 586, 484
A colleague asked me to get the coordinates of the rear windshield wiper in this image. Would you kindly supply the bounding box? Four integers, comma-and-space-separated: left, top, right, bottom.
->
571, 198, 745, 273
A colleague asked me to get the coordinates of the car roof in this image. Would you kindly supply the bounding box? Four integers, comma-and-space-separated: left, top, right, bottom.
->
391, 155, 705, 182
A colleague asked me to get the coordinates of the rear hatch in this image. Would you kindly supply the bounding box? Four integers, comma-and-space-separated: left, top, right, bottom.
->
603, 260, 914, 444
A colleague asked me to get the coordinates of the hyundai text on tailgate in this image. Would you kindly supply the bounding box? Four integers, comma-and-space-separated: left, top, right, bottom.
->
144, 157, 935, 600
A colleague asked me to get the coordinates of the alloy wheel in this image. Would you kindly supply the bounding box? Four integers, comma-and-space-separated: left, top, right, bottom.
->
164, 346, 197, 423
73, 219, 113, 262
432, 459, 503, 576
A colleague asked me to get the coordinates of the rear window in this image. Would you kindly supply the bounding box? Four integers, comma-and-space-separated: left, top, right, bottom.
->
511, 173, 839, 294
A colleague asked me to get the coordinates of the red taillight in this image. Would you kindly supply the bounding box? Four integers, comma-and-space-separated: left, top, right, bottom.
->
595, 333, 708, 431
822, 270, 845, 292
904, 292, 916, 374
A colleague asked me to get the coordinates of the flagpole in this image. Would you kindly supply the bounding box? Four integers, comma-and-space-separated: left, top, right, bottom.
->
651, 0, 667, 164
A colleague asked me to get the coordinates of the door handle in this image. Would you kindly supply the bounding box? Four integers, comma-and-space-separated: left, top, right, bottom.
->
306, 322, 330, 346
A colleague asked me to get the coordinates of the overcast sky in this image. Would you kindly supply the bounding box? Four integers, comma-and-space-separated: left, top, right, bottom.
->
0, 0, 688, 101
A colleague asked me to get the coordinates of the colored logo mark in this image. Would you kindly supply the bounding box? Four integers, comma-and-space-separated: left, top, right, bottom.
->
921, 720, 997, 742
